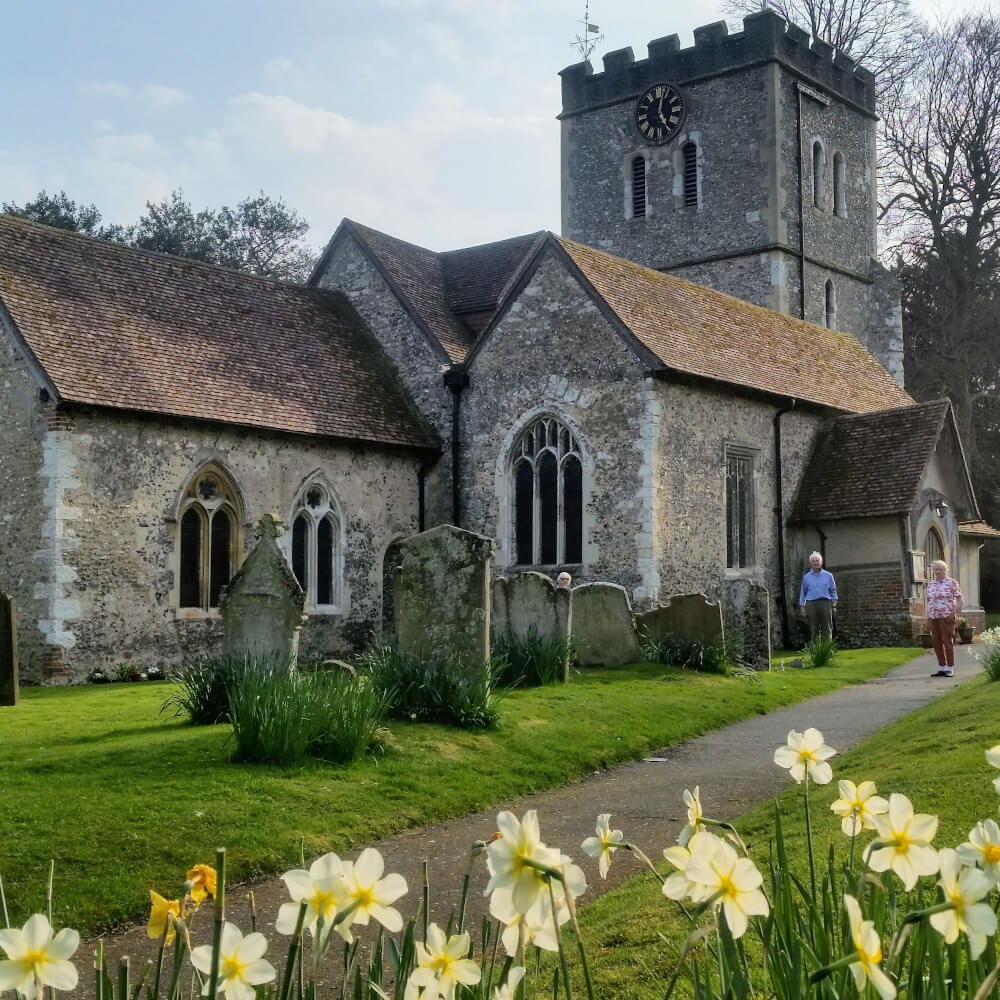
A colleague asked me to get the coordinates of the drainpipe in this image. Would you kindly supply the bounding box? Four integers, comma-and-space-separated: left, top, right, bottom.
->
774, 398, 797, 648
443, 369, 469, 528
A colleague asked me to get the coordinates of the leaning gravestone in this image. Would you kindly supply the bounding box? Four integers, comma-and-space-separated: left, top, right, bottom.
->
395, 524, 494, 664
0, 593, 18, 706
722, 579, 772, 671
636, 593, 725, 646
493, 572, 573, 680
572, 582, 643, 667
220, 514, 307, 666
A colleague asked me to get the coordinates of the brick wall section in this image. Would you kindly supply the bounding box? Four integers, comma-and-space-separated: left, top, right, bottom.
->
833, 565, 912, 646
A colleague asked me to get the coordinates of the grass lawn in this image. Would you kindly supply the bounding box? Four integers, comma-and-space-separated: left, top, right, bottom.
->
0, 649, 917, 936
987, 612, 1000, 629
568, 672, 1000, 1000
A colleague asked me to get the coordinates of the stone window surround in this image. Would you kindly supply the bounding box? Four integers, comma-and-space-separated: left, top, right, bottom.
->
723, 442, 759, 577
811, 137, 827, 211
493, 406, 596, 572
623, 150, 650, 221
286, 471, 347, 615
832, 150, 847, 218
672, 132, 703, 211
169, 460, 249, 621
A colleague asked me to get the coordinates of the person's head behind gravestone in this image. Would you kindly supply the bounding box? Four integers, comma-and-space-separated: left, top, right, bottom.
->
556, 572, 572, 589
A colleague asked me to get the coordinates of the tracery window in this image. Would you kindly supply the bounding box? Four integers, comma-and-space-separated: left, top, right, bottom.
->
178, 465, 243, 610
726, 449, 755, 570
290, 479, 343, 610
512, 416, 583, 566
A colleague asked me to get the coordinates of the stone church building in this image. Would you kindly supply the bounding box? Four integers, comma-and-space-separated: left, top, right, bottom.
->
1, 10, 994, 682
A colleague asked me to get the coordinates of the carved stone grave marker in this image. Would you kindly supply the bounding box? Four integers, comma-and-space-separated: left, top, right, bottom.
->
0, 593, 18, 706
636, 593, 725, 647
572, 582, 643, 667
492, 572, 572, 681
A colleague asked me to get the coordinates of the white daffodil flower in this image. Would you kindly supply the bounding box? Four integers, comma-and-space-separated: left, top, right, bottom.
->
662, 831, 720, 902
490, 886, 564, 955
581, 813, 624, 879
683, 837, 769, 938
957, 818, 1000, 885
987, 745, 1000, 794
485, 810, 562, 915
275, 851, 353, 944
830, 779, 889, 837
341, 848, 408, 933
404, 923, 481, 1000
843, 895, 896, 1000
190, 922, 276, 1000
929, 848, 998, 959
864, 793, 939, 890
0, 914, 79, 1000
493, 966, 526, 1000
773, 728, 836, 785
678, 787, 705, 846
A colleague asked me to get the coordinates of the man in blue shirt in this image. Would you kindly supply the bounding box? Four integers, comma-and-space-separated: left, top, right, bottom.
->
799, 551, 838, 640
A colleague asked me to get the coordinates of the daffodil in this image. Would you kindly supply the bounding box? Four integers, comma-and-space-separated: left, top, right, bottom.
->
957, 818, 1000, 884
830, 779, 889, 837
340, 847, 408, 933
190, 922, 275, 1000
987, 745, 1000, 794
843, 894, 895, 1000
864, 793, 939, 889
484, 810, 562, 915
0, 914, 80, 1000
929, 848, 997, 958
275, 851, 353, 944
147, 891, 182, 943
493, 966, 526, 1000
404, 923, 481, 1000
489, 886, 564, 954
581, 813, 624, 878
678, 787, 704, 846
662, 831, 720, 902
185, 864, 217, 904
773, 728, 836, 784
683, 837, 769, 938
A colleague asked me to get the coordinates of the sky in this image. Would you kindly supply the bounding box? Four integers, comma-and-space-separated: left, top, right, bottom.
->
0, 0, 988, 256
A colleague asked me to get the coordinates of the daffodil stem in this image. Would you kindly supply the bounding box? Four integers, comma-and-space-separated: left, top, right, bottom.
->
165, 920, 189, 1000
206, 847, 226, 1000
457, 871, 470, 934
804, 778, 817, 902
278, 903, 308, 1000
810, 951, 859, 983
117, 956, 129, 1000
0, 867, 9, 928
132, 959, 152, 1000
95, 939, 104, 1000
152, 920, 168, 999
549, 879, 574, 1000
422, 859, 430, 942
627, 844, 666, 886
562, 876, 596, 1000
248, 890, 257, 934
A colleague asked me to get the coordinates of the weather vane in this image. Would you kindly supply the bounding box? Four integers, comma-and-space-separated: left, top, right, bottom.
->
570, 1, 603, 62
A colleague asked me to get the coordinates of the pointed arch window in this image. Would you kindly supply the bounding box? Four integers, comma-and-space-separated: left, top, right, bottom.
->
812, 141, 826, 209
924, 524, 945, 569
511, 416, 584, 566
178, 466, 243, 610
833, 151, 846, 217
290, 479, 344, 611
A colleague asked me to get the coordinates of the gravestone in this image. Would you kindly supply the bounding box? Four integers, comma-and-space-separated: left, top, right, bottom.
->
220, 514, 307, 666
636, 593, 725, 646
493, 572, 572, 680
721, 579, 772, 670
572, 583, 643, 667
0, 593, 18, 706
395, 524, 494, 664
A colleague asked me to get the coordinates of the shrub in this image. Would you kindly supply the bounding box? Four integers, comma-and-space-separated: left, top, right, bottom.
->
161, 654, 265, 726
978, 626, 1000, 681
640, 630, 732, 675
803, 635, 839, 668
226, 659, 389, 766
359, 644, 503, 729
491, 628, 572, 687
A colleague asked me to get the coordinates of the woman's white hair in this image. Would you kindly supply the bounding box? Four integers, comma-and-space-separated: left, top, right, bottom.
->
931, 559, 949, 573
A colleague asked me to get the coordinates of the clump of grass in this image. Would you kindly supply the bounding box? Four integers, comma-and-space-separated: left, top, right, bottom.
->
491, 628, 572, 687
161, 654, 252, 725
359, 644, 503, 729
640, 630, 732, 675
803, 635, 839, 668
226, 659, 389, 766
978, 626, 1000, 681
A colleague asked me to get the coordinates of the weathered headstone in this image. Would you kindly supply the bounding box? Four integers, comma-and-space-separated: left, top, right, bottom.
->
493, 572, 573, 680
395, 524, 494, 664
0, 593, 18, 706
572, 582, 643, 667
636, 593, 725, 647
220, 514, 306, 666
722, 579, 773, 670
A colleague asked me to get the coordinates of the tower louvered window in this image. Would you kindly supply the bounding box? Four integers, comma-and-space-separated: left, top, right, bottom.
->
631, 156, 646, 219
682, 142, 698, 207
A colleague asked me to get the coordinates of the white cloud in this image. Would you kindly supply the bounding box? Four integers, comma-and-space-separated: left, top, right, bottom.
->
79, 81, 186, 108
82, 80, 131, 100
139, 84, 187, 108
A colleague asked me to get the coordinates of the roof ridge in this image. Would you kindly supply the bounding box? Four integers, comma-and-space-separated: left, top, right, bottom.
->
832, 398, 950, 422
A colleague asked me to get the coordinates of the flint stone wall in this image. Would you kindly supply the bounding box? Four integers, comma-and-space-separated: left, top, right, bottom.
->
572, 582, 643, 667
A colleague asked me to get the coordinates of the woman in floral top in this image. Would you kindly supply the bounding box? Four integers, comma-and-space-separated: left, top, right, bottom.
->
926, 559, 963, 677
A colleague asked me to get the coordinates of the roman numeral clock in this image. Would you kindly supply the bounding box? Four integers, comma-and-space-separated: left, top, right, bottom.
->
635, 83, 685, 145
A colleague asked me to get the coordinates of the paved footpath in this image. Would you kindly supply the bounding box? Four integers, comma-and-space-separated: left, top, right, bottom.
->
84, 645, 978, 991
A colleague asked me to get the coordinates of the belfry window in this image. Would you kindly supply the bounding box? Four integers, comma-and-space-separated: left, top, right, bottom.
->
290, 479, 343, 610
825, 280, 837, 329
812, 141, 826, 209
726, 449, 755, 570
512, 416, 583, 566
682, 141, 698, 207
631, 155, 647, 219
178, 466, 243, 610
833, 152, 846, 217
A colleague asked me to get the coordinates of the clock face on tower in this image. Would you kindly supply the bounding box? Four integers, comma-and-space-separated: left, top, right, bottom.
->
634, 83, 685, 145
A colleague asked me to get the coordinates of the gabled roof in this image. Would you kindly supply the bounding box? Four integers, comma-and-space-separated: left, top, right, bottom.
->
0, 215, 437, 450
789, 400, 973, 522
960, 520, 1000, 539
441, 232, 545, 313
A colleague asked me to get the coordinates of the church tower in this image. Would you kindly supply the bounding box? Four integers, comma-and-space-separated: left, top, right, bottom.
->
559, 10, 903, 384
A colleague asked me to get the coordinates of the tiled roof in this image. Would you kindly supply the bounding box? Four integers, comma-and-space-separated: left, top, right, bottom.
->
441, 232, 544, 313
556, 237, 912, 414
959, 520, 1000, 538
789, 400, 951, 522
0, 215, 437, 450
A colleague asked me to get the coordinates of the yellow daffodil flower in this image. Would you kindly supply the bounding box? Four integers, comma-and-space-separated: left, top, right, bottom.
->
190, 922, 275, 1000
987, 745, 1000, 794
185, 864, 217, 904
0, 913, 80, 1000
341, 848, 408, 933
683, 837, 769, 938
843, 894, 896, 1000
773, 728, 836, 785
929, 848, 997, 959
678, 787, 705, 846
958, 818, 1000, 885
830, 779, 889, 837
581, 813, 624, 879
864, 793, 939, 889
275, 852, 352, 944
492, 966, 526, 1000
404, 923, 481, 1000
147, 891, 182, 943
485, 810, 562, 915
